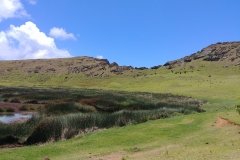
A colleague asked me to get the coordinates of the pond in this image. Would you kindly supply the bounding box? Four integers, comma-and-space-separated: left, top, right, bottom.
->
0, 114, 32, 123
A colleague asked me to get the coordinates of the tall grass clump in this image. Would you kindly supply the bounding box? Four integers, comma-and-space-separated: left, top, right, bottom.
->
0, 122, 30, 144
0, 114, 44, 145
39, 103, 95, 115
26, 105, 201, 144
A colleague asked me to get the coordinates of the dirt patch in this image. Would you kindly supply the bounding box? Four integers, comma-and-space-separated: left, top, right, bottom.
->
214, 116, 240, 127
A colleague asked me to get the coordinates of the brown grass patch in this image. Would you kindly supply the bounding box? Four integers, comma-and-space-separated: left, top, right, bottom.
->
79, 98, 104, 106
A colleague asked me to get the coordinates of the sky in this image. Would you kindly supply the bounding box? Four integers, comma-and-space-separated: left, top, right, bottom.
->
0, 0, 239, 68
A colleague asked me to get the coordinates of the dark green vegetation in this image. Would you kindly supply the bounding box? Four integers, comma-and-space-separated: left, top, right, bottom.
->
236, 104, 240, 115
0, 87, 204, 145
0, 107, 15, 112
19, 105, 37, 111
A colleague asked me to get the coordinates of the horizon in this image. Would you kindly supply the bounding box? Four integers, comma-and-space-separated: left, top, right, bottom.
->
0, 0, 239, 67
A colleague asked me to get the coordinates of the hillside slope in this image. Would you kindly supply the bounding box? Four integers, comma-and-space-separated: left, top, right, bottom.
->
0, 41, 239, 89
0, 41, 239, 79
0, 56, 133, 77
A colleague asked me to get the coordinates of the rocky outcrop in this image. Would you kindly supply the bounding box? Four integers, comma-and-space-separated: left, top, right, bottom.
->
164, 60, 184, 67
163, 41, 240, 68
46, 68, 56, 73
94, 58, 110, 66
183, 56, 192, 62
135, 67, 148, 70
163, 60, 177, 66
203, 55, 220, 61
150, 65, 162, 69
110, 66, 133, 75
109, 62, 118, 67
68, 67, 81, 74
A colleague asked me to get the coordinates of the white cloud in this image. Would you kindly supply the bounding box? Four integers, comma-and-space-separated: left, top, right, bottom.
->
0, 21, 72, 60
26, 0, 37, 5
0, 0, 29, 22
96, 55, 103, 59
49, 27, 76, 40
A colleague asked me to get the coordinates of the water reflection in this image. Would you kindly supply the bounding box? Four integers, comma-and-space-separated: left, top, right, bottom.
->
0, 114, 32, 123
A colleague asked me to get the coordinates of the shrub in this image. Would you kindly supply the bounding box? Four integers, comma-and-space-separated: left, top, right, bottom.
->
19, 105, 37, 111
29, 106, 37, 110
19, 106, 28, 111
0, 136, 19, 145
0, 108, 4, 112
6, 107, 15, 112
10, 98, 20, 103
26, 100, 38, 104
236, 105, 240, 115
0, 122, 32, 144
2, 93, 14, 98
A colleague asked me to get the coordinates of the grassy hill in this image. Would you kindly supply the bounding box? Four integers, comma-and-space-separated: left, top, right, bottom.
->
0, 41, 239, 89
0, 42, 240, 159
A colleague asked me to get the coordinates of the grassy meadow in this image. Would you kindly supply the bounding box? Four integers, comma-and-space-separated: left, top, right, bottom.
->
0, 60, 240, 160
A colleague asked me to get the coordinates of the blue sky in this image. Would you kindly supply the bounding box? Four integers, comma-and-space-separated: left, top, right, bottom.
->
0, 0, 239, 67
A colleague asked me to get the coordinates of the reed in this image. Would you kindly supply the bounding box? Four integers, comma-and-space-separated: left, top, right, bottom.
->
26, 105, 200, 144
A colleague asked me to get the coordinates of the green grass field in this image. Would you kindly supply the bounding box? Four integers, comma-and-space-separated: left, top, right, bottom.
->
0, 61, 240, 160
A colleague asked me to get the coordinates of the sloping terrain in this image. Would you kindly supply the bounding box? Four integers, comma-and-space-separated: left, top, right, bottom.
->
0, 42, 239, 77
0, 56, 133, 77
0, 41, 240, 160
0, 42, 239, 90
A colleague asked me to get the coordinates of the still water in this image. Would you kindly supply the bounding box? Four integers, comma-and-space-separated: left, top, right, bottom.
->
0, 114, 32, 123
